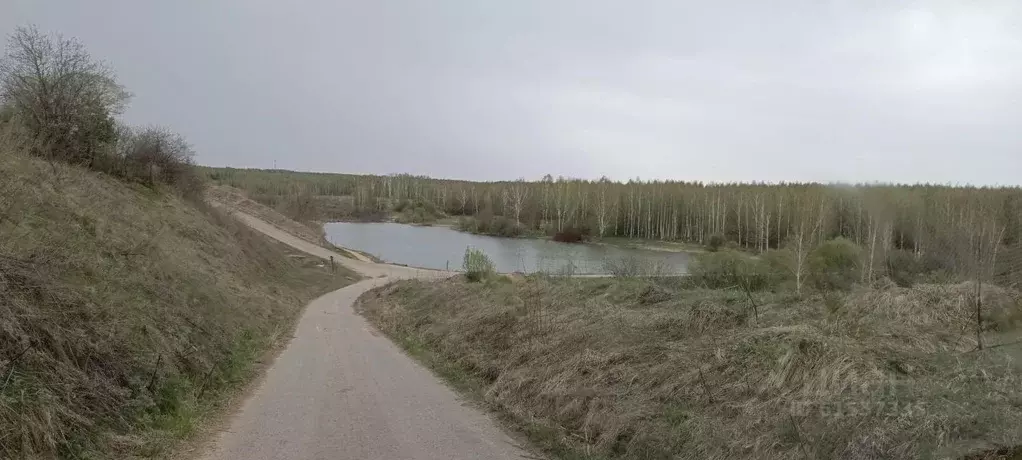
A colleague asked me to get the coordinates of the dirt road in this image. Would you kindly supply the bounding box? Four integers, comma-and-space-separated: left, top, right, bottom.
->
198, 210, 534, 460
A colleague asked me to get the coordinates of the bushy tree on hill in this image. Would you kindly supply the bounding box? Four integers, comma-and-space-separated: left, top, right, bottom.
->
0, 25, 201, 196
0, 26, 129, 166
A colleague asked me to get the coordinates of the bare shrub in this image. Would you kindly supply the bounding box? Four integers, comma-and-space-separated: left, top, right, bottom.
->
707, 232, 725, 251
552, 226, 588, 243
602, 255, 669, 277
490, 216, 521, 236
689, 250, 778, 291
457, 215, 523, 237
882, 249, 951, 287
807, 237, 860, 291
115, 125, 204, 199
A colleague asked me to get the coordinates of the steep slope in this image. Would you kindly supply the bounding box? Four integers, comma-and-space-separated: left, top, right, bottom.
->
0, 152, 358, 458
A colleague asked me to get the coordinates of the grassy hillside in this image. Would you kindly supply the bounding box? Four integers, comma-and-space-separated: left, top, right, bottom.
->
205, 184, 330, 245
202, 168, 450, 227
0, 152, 358, 458
204, 185, 376, 262
357, 275, 1022, 459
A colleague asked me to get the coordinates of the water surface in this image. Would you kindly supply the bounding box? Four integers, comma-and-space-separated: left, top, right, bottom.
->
324, 222, 689, 275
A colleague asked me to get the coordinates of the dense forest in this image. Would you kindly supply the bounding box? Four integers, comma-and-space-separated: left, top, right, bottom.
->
204, 167, 1022, 283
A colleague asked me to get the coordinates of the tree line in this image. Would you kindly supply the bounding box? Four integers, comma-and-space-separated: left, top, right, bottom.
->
206, 167, 1022, 283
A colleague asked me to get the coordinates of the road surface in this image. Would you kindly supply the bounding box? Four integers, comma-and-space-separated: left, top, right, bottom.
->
198, 210, 535, 460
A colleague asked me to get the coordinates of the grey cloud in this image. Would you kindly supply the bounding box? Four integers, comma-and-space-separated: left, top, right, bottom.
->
4, 0, 1022, 184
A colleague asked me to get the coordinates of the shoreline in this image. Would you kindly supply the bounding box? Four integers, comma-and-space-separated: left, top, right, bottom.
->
320, 220, 706, 272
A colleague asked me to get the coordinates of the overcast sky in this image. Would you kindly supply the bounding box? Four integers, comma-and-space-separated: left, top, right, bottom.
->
4, 1, 1022, 184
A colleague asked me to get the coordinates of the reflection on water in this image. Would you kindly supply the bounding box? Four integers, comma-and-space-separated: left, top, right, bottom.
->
324, 222, 690, 275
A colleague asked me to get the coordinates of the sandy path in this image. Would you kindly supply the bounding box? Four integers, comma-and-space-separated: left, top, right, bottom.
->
198, 210, 535, 460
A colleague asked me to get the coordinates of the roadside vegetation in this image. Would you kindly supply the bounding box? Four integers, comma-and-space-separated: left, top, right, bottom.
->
359, 228, 1022, 458
0, 26, 358, 458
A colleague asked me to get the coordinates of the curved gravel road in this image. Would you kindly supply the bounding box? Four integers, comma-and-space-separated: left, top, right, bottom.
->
198, 210, 535, 460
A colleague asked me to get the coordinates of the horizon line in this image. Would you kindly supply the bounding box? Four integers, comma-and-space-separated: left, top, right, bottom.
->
198, 164, 1022, 190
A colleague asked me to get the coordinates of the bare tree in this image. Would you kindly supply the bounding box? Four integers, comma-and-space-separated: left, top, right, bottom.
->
456, 186, 470, 214
968, 206, 1007, 351
860, 190, 894, 284
554, 177, 571, 231
791, 195, 826, 296
595, 177, 611, 237
503, 178, 529, 225
0, 26, 130, 165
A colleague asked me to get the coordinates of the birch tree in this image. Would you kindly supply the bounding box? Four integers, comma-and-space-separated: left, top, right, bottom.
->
503, 178, 529, 225
791, 194, 827, 295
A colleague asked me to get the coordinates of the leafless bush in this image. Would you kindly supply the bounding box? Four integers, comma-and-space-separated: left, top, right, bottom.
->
602, 254, 669, 277
115, 125, 204, 199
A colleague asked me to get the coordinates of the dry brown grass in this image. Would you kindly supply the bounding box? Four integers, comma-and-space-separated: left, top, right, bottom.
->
205, 185, 327, 244
357, 275, 1022, 459
204, 185, 373, 262
0, 151, 357, 458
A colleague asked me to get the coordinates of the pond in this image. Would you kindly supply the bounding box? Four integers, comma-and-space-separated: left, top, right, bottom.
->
323, 222, 690, 275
